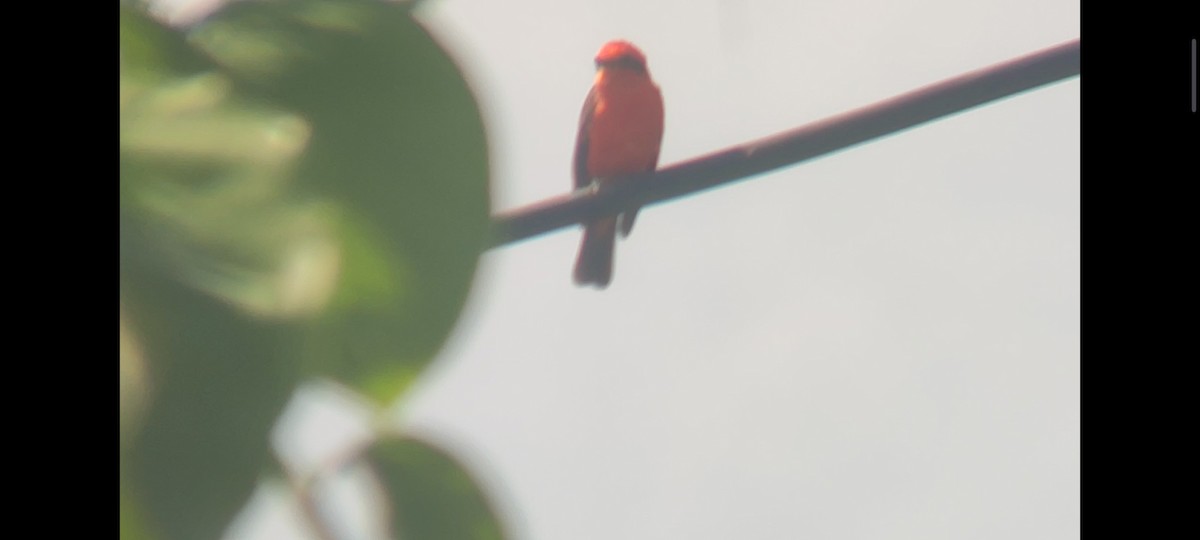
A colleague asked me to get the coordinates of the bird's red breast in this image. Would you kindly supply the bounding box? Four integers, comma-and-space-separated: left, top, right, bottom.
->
585, 68, 664, 178
581, 41, 664, 180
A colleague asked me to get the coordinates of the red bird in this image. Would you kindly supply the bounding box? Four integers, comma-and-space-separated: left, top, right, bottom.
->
572, 40, 665, 288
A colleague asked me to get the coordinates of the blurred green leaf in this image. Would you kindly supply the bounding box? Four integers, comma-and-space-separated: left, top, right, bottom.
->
121, 5, 320, 539
120, 271, 304, 540
370, 438, 509, 540
120, 480, 153, 540
119, 308, 148, 452
191, 0, 491, 402
121, 0, 490, 536
121, 9, 334, 320
120, 2, 210, 81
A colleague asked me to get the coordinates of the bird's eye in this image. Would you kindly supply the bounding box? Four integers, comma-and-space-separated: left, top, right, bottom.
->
618, 56, 645, 72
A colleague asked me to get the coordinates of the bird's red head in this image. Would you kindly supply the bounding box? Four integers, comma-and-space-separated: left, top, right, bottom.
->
594, 40, 649, 72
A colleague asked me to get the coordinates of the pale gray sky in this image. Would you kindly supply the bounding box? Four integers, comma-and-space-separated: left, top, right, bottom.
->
209, 0, 1080, 539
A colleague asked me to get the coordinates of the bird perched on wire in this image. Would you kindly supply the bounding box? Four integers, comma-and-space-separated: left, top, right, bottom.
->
572, 40, 665, 288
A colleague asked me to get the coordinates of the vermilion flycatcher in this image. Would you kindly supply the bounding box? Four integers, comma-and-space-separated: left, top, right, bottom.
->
572, 40, 665, 288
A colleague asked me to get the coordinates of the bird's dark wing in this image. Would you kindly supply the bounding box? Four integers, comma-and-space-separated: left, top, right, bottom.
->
572, 85, 598, 191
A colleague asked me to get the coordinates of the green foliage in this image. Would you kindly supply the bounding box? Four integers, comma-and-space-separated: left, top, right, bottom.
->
121, 269, 305, 540
120, 0, 495, 538
190, 0, 491, 400
370, 438, 509, 540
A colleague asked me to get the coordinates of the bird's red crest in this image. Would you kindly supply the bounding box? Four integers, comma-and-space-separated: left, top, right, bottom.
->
594, 40, 648, 68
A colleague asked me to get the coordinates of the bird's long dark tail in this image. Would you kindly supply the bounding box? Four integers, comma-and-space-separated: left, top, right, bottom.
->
574, 217, 617, 288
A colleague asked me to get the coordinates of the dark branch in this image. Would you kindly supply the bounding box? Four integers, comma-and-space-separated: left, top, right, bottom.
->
489, 38, 1080, 249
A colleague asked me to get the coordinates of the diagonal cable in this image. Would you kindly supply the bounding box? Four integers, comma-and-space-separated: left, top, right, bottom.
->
490, 38, 1080, 249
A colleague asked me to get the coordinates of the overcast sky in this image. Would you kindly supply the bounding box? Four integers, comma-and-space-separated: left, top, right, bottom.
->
213, 1, 1080, 539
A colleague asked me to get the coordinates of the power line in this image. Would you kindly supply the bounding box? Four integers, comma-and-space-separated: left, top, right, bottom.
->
489, 38, 1080, 249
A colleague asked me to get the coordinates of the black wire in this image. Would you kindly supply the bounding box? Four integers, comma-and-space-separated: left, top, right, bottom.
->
489, 38, 1080, 249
